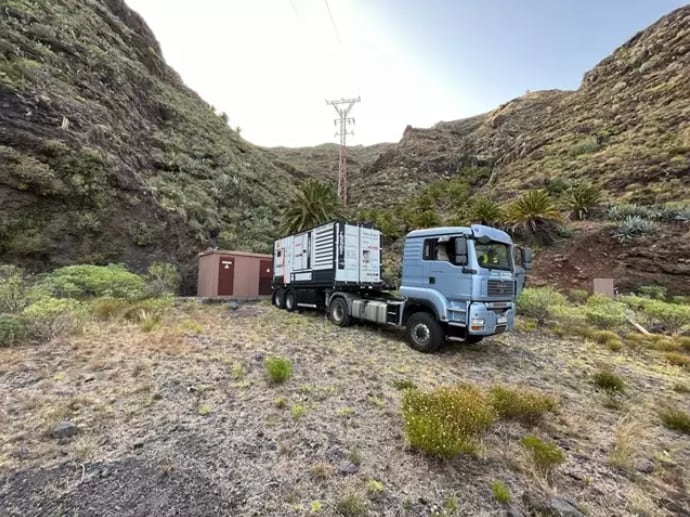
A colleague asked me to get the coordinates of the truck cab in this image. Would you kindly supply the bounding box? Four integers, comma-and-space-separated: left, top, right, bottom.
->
399, 224, 531, 350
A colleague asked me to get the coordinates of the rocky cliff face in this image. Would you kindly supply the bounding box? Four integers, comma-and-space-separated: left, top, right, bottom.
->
336, 6, 689, 209
0, 0, 298, 289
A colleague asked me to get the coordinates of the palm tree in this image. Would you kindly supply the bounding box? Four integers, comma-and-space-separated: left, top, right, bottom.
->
281, 179, 341, 234
505, 189, 564, 244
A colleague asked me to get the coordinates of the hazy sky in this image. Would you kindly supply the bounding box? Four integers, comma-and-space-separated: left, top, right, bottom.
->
126, 0, 686, 147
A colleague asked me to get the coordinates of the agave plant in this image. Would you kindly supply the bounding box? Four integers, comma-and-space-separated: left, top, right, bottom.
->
613, 216, 658, 243
506, 190, 564, 244
281, 179, 341, 234
566, 182, 603, 220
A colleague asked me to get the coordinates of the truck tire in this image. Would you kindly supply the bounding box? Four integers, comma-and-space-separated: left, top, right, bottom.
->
328, 297, 352, 327
272, 288, 286, 309
406, 312, 443, 353
285, 289, 298, 312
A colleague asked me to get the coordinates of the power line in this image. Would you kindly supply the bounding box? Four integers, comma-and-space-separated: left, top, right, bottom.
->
323, 0, 342, 45
326, 97, 360, 207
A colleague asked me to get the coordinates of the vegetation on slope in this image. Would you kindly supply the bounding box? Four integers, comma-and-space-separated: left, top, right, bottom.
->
0, 0, 299, 287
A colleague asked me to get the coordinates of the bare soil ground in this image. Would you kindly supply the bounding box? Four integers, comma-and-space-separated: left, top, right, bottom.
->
1, 302, 689, 516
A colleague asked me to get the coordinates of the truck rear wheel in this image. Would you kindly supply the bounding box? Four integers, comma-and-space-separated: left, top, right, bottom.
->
328, 297, 352, 327
406, 312, 443, 353
285, 289, 298, 312
272, 288, 286, 309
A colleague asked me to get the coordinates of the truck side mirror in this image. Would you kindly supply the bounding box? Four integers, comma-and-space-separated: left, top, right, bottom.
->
454, 238, 468, 266
523, 247, 533, 270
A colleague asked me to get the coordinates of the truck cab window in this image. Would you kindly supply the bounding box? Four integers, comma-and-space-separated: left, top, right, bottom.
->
423, 238, 453, 263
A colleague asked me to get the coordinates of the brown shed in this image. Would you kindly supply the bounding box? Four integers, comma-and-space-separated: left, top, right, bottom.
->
197, 250, 273, 298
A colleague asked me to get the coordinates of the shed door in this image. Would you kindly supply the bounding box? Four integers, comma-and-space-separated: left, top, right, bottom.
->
218, 256, 235, 296
259, 259, 273, 296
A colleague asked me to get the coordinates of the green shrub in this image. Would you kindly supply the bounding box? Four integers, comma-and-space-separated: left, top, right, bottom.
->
291, 403, 306, 421
565, 182, 603, 220
583, 295, 628, 328
638, 299, 690, 334
505, 190, 564, 245
401, 384, 496, 457
366, 479, 385, 495
520, 434, 565, 473
660, 407, 690, 434
550, 304, 588, 330
517, 287, 567, 323
637, 285, 667, 300
336, 493, 367, 517
265, 356, 293, 384
146, 262, 181, 296
613, 216, 657, 243
593, 369, 625, 392
22, 298, 85, 340
35, 264, 146, 300
0, 265, 28, 313
491, 480, 511, 504
0, 315, 27, 347
567, 288, 590, 305
570, 136, 601, 156
489, 384, 558, 424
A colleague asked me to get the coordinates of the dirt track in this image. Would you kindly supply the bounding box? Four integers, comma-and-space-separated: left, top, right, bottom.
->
1, 303, 689, 516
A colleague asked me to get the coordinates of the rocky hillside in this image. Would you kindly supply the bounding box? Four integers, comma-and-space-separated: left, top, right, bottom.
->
0, 0, 299, 289
337, 6, 690, 209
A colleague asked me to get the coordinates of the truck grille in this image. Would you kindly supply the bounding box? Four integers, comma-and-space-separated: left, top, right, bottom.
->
487, 280, 514, 297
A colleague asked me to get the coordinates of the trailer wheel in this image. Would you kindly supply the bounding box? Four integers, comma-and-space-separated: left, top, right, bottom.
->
272, 288, 286, 309
406, 312, 443, 353
285, 289, 298, 312
328, 297, 352, 327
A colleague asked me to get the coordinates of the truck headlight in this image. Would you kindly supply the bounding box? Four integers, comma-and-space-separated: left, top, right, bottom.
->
470, 318, 485, 331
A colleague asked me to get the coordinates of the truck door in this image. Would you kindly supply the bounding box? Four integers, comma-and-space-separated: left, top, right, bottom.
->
424, 237, 472, 301
513, 246, 526, 296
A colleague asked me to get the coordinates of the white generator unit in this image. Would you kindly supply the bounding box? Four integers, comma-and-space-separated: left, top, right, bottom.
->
273, 221, 382, 290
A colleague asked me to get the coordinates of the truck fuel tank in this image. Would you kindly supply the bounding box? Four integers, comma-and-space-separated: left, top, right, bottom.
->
351, 299, 388, 324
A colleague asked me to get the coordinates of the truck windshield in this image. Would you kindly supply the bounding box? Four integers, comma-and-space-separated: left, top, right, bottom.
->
475, 241, 512, 271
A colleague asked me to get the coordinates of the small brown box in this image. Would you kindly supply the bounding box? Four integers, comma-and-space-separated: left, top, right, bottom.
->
593, 278, 615, 298
197, 250, 273, 298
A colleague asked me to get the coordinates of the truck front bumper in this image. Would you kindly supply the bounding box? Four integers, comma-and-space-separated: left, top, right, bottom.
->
467, 302, 515, 336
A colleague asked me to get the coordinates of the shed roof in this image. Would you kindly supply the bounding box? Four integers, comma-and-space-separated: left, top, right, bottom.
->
197, 249, 272, 259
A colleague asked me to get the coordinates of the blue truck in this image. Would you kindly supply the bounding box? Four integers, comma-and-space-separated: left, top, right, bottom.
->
272, 221, 532, 352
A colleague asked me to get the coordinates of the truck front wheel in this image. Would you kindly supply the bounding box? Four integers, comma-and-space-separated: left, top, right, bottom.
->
328, 297, 352, 327
406, 312, 443, 353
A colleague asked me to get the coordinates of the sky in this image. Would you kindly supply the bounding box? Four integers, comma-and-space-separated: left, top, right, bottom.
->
125, 0, 687, 147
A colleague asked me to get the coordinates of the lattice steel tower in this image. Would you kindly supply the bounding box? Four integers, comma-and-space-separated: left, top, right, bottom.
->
326, 96, 360, 206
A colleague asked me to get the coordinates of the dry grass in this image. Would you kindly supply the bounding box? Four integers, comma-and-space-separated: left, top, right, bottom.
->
1, 302, 688, 516
608, 414, 649, 470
